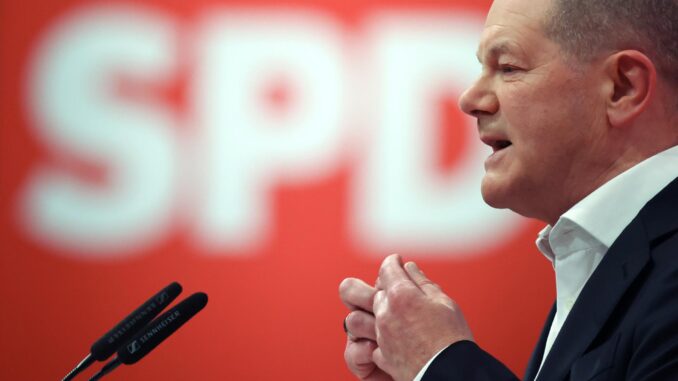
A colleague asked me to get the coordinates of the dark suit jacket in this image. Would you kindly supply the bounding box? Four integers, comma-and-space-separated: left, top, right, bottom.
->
423, 176, 678, 381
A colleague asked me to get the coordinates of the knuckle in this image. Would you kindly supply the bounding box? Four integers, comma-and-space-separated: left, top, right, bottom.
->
344, 342, 358, 359
387, 280, 414, 304
378, 264, 387, 281
419, 278, 439, 288
345, 310, 362, 330
346, 311, 376, 340
344, 340, 358, 360
373, 289, 385, 308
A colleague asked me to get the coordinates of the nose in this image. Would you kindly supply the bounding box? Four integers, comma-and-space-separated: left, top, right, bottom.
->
458, 76, 498, 117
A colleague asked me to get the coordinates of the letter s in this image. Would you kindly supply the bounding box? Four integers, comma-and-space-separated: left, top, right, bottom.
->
22, 5, 179, 258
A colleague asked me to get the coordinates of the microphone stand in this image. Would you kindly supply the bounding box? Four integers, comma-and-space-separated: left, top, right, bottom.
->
89, 358, 122, 381
62, 354, 95, 381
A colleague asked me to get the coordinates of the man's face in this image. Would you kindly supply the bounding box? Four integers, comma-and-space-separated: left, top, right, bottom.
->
459, 0, 608, 224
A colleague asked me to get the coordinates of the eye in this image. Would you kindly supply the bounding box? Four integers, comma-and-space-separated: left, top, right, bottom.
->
500, 65, 519, 74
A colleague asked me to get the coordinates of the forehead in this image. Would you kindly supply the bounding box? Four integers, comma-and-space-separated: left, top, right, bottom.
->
486, 0, 551, 28
478, 0, 552, 57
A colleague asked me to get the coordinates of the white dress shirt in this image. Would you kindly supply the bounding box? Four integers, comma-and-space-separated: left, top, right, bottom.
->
414, 145, 678, 381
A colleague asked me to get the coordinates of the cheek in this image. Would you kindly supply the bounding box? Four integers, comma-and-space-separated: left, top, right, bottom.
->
501, 97, 580, 178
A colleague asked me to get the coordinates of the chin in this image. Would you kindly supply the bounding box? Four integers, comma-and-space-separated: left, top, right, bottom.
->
480, 177, 511, 210
480, 174, 527, 214
481, 175, 550, 221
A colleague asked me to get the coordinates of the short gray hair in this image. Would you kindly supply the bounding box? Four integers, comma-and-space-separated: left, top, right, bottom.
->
544, 0, 678, 87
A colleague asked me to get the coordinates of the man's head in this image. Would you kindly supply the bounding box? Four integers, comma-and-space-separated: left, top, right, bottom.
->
544, 0, 678, 89
459, 0, 678, 224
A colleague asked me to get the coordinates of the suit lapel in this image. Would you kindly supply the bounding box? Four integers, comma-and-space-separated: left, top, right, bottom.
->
534, 176, 678, 381
640, 176, 678, 246
535, 219, 650, 381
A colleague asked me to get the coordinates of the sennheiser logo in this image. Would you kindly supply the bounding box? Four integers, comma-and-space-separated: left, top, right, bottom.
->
127, 340, 141, 354
138, 310, 181, 345
107, 301, 158, 345
155, 291, 169, 304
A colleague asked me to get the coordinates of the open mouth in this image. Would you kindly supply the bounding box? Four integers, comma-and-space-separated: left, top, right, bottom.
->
490, 140, 512, 153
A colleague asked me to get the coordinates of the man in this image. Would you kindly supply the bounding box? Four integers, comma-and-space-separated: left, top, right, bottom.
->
339, 0, 678, 380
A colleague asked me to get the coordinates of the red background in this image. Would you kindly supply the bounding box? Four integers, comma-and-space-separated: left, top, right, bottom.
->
0, 1, 553, 380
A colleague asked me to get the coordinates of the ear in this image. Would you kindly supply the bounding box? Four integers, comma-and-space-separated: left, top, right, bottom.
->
604, 50, 656, 128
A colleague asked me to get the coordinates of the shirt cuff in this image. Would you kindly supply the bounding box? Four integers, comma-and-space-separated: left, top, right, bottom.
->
412, 346, 448, 381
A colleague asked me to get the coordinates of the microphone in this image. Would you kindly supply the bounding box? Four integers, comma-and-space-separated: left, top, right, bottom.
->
89, 292, 209, 381
62, 282, 182, 381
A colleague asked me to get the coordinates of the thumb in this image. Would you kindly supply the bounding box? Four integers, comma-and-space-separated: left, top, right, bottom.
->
404, 262, 440, 296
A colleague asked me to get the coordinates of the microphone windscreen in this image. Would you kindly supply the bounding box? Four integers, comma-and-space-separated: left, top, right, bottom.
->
90, 282, 183, 361
117, 292, 208, 365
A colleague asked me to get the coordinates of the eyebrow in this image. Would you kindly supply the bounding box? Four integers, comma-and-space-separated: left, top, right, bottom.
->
476, 42, 514, 64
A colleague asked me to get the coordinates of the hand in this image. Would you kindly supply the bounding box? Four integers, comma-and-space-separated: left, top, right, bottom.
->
339, 278, 394, 381
372, 254, 474, 381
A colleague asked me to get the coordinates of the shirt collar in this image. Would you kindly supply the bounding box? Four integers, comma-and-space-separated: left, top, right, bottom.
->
537, 145, 678, 263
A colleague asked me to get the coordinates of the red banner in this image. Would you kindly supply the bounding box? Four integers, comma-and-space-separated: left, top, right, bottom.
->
0, 1, 553, 379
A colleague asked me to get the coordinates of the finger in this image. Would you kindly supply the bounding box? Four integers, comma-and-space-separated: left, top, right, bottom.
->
340, 278, 377, 312
363, 367, 394, 381
372, 289, 388, 316
404, 261, 440, 296
345, 339, 378, 378
345, 340, 393, 381
378, 254, 414, 291
346, 310, 377, 341
371, 347, 391, 377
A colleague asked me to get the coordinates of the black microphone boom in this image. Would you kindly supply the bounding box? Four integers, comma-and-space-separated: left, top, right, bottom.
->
92, 282, 183, 361
89, 292, 208, 381
61, 282, 182, 381
119, 292, 208, 364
